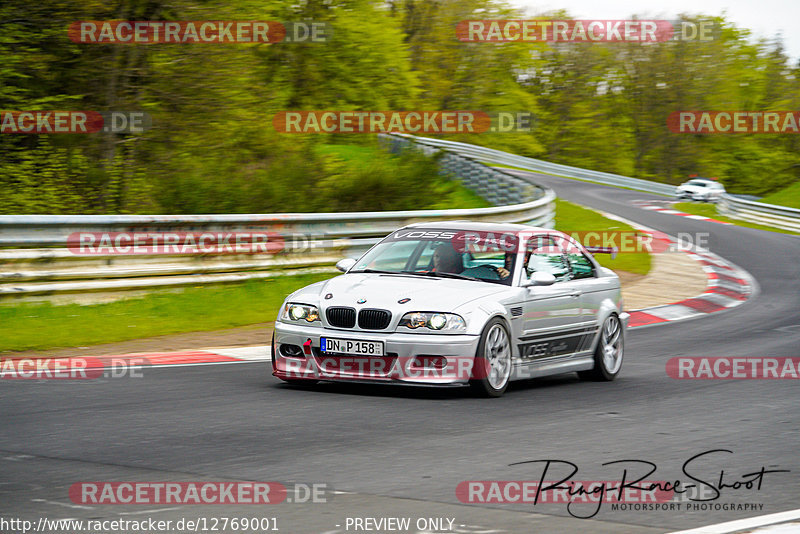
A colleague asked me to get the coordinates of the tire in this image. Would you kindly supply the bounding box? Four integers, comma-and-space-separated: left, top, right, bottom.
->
578, 313, 624, 381
272, 332, 318, 386
469, 318, 513, 397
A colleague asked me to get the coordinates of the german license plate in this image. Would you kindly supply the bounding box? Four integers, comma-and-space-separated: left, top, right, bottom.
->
321, 337, 384, 356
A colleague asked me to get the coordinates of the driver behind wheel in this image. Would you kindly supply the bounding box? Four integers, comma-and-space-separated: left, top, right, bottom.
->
432, 243, 464, 274
433, 243, 512, 281
461, 255, 511, 280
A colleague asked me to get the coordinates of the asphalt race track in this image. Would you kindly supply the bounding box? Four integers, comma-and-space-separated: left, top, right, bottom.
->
2, 174, 799, 534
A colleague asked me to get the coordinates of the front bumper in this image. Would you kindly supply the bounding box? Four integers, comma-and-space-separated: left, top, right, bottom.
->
619, 311, 630, 330
272, 321, 481, 385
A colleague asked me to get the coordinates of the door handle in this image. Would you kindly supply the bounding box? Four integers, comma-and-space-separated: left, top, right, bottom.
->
569, 291, 581, 298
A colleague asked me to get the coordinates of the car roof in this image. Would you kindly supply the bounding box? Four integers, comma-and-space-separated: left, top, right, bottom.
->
402, 221, 553, 234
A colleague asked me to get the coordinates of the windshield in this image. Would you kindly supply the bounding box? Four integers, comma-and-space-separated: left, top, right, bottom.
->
687, 180, 710, 187
350, 232, 516, 285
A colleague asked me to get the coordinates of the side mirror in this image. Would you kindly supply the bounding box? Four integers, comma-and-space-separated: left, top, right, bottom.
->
522, 272, 557, 287
335, 258, 357, 273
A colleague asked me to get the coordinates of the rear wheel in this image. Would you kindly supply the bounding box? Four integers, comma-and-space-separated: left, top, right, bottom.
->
578, 313, 623, 381
470, 318, 512, 397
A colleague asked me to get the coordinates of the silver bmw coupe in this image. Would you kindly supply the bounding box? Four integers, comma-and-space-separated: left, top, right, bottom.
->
272, 221, 629, 397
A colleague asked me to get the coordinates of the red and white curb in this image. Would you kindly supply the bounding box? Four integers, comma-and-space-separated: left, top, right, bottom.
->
0, 346, 272, 375
628, 251, 754, 327
632, 199, 733, 225
124, 345, 273, 366
594, 210, 756, 329
627, 239, 755, 328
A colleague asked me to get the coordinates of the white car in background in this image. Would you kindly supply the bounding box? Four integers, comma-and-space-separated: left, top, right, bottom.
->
675, 178, 726, 202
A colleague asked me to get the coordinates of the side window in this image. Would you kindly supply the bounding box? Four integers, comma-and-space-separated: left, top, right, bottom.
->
525, 236, 570, 282
567, 252, 595, 279
555, 235, 595, 280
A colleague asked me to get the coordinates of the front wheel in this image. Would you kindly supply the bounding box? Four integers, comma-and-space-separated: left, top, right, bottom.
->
470, 318, 512, 397
579, 313, 623, 381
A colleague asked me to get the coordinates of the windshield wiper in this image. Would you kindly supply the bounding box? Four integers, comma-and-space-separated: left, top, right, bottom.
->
353, 269, 479, 281
411, 271, 479, 281
349, 268, 405, 275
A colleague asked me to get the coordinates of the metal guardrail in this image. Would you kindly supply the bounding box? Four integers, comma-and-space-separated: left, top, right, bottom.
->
390, 133, 800, 233
0, 139, 555, 300
717, 194, 800, 232
387, 133, 677, 196
380, 134, 543, 205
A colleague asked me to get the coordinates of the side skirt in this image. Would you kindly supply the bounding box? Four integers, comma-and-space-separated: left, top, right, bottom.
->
510, 352, 594, 381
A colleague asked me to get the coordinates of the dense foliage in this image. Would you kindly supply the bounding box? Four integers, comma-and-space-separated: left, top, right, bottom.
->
1, 0, 798, 214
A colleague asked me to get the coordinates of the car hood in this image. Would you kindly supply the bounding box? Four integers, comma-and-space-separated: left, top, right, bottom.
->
309, 273, 513, 312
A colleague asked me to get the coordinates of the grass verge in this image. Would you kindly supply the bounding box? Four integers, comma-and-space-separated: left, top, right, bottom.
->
0, 274, 336, 353
673, 202, 800, 236
554, 199, 652, 276
758, 181, 800, 209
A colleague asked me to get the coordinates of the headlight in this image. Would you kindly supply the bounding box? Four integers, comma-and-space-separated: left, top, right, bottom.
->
281, 303, 320, 324
398, 312, 466, 333
428, 313, 447, 330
